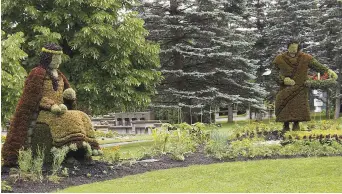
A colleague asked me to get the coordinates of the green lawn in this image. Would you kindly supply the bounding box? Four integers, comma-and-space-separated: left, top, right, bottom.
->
97, 135, 153, 145
118, 141, 154, 159
92, 141, 155, 161
60, 157, 342, 193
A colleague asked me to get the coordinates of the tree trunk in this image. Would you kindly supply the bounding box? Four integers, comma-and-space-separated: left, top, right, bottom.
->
227, 104, 233, 123
335, 64, 342, 119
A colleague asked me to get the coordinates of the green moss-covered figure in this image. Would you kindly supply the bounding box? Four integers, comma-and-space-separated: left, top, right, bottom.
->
272, 40, 338, 131
2, 43, 101, 166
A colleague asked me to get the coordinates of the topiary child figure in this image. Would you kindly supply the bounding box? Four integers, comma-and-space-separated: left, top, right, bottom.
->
2, 43, 102, 166
272, 40, 338, 131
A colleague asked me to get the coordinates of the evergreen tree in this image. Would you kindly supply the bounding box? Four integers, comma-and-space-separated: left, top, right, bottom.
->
263, 0, 319, 57
142, 0, 267, 123
1, 0, 162, 115
259, 0, 321, 112
314, 0, 342, 118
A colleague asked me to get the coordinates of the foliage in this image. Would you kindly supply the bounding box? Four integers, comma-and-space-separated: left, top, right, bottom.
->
61, 167, 69, 177
148, 122, 215, 160
1, 31, 28, 127
11, 147, 45, 182
284, 130, 342, 141
30, 146, 45, 181
1, 0, 162, 115
230, 122, 283, 140
304, 120, 342, 130
153, 107, 179, 124
94, 130, 118, 138
143, 0, 267, 122
305, 79, 338, 90
18, 148, 33, 173
50, 146, 69, 176
205, 130, 230, 160
1, 135, 6, 144
81, 141, 93, 157
176, 122, 213, 144
169, 128, 196, 161
105, 131, 118, 138
94, 131, 106, 138
205, 138, 342, 160
100, 146, 121, 164
151, 125, 170, 154
1, 181, 12, 192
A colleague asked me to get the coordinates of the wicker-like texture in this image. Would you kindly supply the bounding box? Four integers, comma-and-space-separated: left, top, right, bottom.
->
272, 52, 329, 123
2, 67, 99, 166
36, 74, 99, 148
305, 79, 337, 89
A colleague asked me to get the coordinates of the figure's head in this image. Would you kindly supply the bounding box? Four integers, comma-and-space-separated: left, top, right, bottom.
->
40, 43, 63, 69
287, 40, 301, 57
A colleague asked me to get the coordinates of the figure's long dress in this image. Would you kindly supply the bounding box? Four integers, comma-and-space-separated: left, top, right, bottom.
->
36, 74, 99, 148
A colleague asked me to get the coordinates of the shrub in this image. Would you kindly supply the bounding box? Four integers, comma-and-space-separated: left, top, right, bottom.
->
50, 146, 69, 176
11, 147, 45, 182
31, 146, 45, 181
105, 131, 118, 138
1, 181, 12, 192
304, 120, 341, 131
100, 146, 121, 164
61, 167, 69, 177
94, 131, 106, 138
1, 135, 6, 143
18, 148, 33, 173
230, 122, 283, 141
206, 137, 342, 160
169, 129, 196, 161
151, 126, 170, 154
205, 130, 230, 160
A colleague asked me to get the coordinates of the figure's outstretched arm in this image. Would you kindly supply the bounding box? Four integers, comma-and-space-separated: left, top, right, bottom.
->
309, 58, 338, 80
309, 58, 329, 74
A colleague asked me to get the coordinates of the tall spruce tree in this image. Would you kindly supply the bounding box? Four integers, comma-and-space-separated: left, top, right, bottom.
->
142, 0, 267, 123
314, 0, 342, 118
260, 0, 322, 115
263, 0, 320, 63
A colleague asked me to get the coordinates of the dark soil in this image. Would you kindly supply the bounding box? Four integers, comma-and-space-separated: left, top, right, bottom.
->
1, 149, 222, 193
2, 149, 341, 193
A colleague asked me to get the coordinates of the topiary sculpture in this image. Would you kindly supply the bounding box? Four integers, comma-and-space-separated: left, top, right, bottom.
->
272, 40, 338, 131
2, 43, 101, 166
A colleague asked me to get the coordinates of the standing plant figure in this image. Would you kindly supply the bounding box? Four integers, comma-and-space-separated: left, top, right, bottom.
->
272, 40, 338, 131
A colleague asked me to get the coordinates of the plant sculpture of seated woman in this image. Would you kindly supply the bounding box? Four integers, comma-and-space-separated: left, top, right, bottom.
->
2, 43, 101, 166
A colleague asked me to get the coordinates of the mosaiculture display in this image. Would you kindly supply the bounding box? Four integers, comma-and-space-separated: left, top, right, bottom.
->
272, 40, 338, 131
2, 43, 102, 166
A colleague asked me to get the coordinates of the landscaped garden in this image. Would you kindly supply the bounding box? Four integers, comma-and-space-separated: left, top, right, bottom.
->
2, 0, 342, 192
2, 118, 342, 193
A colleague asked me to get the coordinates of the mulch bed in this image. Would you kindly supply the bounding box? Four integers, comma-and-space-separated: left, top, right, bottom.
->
1, 149, 341, 193
1, 150, 222, 193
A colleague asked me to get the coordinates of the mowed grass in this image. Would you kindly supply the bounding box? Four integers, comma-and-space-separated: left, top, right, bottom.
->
97, 134, 153, 145
118, 141, 154, 159
59, 157, 342, 193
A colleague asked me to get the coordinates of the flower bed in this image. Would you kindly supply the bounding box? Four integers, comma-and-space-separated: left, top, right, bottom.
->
230, 122, 283, 141
284, 130, 342, 141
